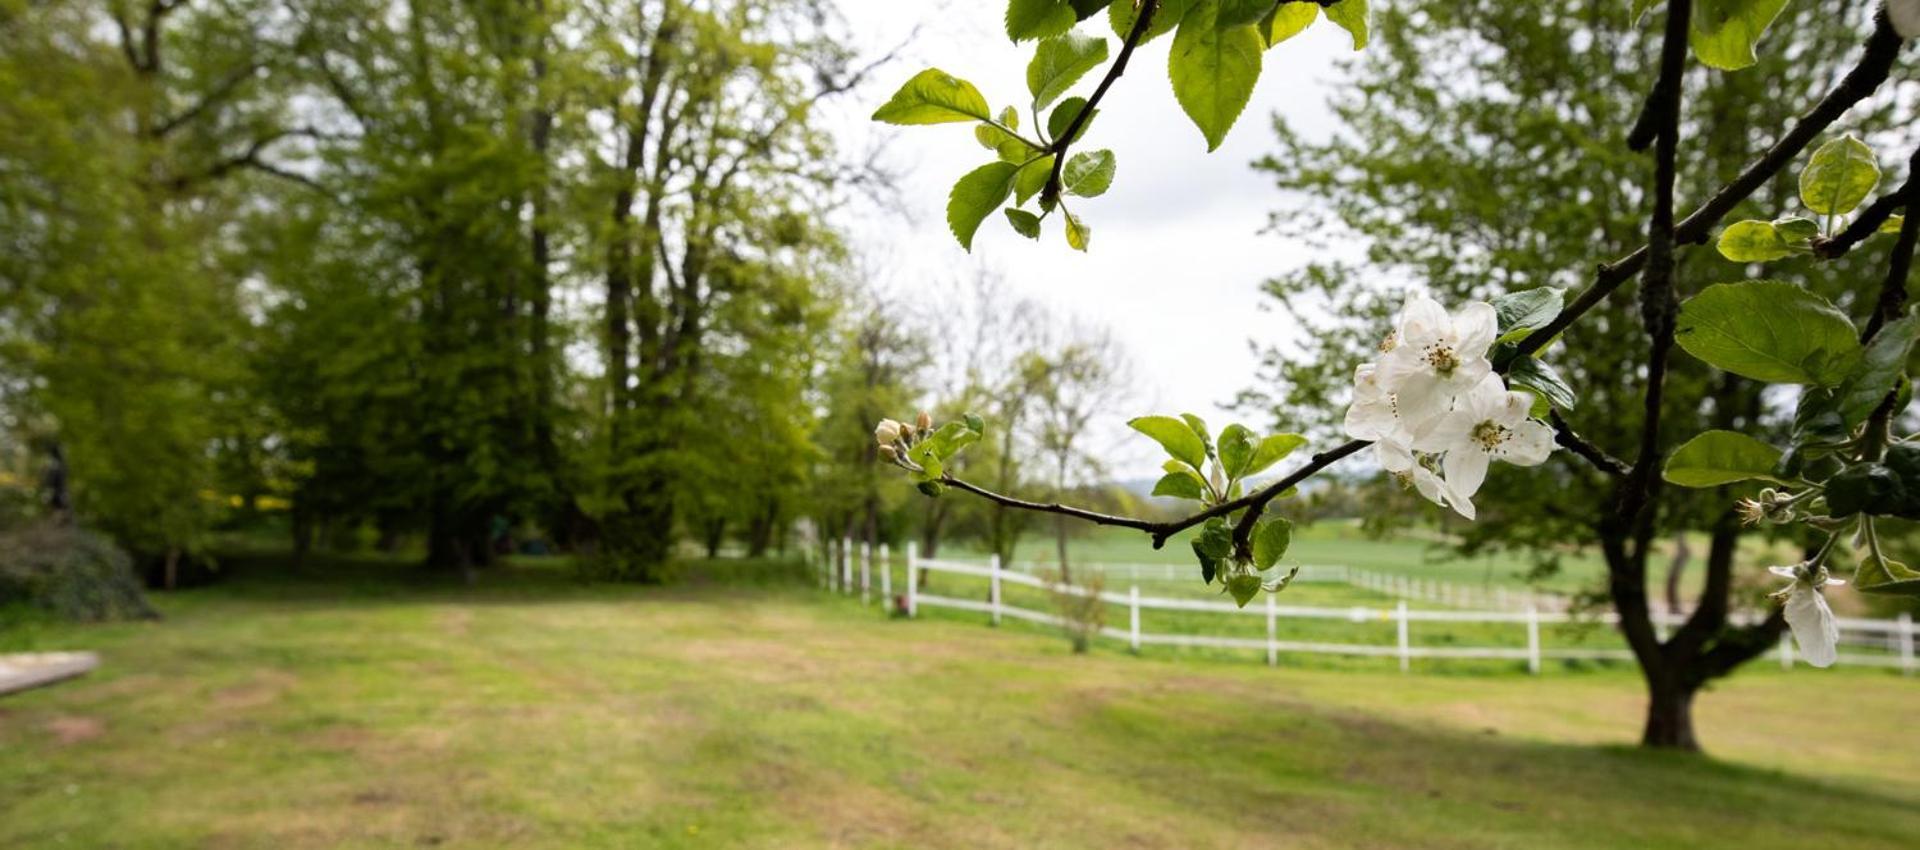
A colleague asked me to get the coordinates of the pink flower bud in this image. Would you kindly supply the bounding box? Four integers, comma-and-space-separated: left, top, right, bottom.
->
916, 411, 934, 432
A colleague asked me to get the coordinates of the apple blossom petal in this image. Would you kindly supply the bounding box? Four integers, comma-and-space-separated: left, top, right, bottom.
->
1452, 301, 1499, 356
1768, 565, 1798, 580
1783, 586, 1839, 668
1501, 419, 1555, 466
1443, 447, 1491, 499
1409, 410, 1472, 453
1398, 293, 1449, 343
1395, 377, 1454, 430
1374, 440, 1417, 473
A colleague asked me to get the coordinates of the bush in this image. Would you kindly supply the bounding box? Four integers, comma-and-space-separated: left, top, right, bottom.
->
0, 522, 158, 622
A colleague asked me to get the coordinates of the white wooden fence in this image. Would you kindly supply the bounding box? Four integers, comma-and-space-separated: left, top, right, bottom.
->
816, 539, 1918, 676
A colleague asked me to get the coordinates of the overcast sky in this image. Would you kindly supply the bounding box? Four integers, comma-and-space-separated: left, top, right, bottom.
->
820, 2, 1356, 476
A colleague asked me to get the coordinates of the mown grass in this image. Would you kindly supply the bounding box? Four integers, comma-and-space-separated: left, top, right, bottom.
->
2, 552, 1916, 849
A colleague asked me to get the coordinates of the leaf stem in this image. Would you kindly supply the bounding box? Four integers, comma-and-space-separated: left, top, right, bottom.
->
1040, 0, 1160, 209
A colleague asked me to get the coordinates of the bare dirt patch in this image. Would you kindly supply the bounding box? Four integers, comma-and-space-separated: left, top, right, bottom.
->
45, 715, 105, 744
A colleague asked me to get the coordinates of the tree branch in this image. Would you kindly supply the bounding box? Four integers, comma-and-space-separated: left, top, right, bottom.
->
1813, 176, 1909, 260
1859, 147, 1920, 454
1550, 410, 1629, 477
1511, 13, 1905, 361
1039, 0, 1159, 209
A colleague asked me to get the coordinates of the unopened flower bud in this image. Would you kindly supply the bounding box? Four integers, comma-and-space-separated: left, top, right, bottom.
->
879, 445, 899, 463
874, 419, 902, 446
916, 410, 934, 432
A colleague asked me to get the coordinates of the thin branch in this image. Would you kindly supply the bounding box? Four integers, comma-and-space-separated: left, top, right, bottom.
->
1039, 0, 1159, 209
1813, 176, 1908, 259
151, 59, 268, 139
1859, 147, 1920, 454
1550, 411, 1630, 477
1511, 13, 1905, 361
939, 476, 1164, 535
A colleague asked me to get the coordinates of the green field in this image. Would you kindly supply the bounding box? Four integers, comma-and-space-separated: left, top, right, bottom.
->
3, 554, 1917, 849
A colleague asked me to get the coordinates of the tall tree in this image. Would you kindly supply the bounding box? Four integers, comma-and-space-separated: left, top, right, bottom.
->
1241, 0, 1906, 748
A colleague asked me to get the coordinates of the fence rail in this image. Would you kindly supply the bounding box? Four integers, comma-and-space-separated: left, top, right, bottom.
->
815, 539, 1918, 675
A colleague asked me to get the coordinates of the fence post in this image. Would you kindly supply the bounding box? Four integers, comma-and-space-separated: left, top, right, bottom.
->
1129, 585, 1140, 654
906, 542, 918, 618
1778, 634, 1793, 670
1526, 606, 1541, 675
1265, 593, 1278, 667
879, 544, 891, 609
1900, 612, 1914, 677
860, 542, 871, 605
840, 537, 852, 593
989, 554, 1002, 626
1396, 601, 1410, 673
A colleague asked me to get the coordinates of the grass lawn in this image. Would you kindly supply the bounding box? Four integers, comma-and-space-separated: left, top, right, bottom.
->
2, 554, 1917, 849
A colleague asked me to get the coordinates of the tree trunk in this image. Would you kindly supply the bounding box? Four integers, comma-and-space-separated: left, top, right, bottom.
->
162, 548, 180, 592
1641, 676, 1701, 750
703, 518, 725, 558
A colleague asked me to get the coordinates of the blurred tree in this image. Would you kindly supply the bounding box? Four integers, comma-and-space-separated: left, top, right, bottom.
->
1026, 325, 1132, 580
1242, 0, 1908, 748
0, 0, 307, 584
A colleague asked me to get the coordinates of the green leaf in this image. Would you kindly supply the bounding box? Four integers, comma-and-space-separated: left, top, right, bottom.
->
1006, 208, 1043, 239
1129, 415, 1208, 470
975, 123, 1036, 162
1800, 135, 1881, 217
1774, 217, 1821, 243
1225, 569, 1262, 607
1251, 516, 1293, 571
1191, 517, 1233, 584
1833, 314, 1920, 429
1261, 2, 1318, 46
1027, 32, 1110, 110
1169, 2, 1264, 151
1217, 0, 1273, 26
1070, 0, 1114, 20
1492, 287, 1564, 343
1689, 0, 1789, 71
872, 69, 994, 125
1881, 215, 1907, 235
1324, 0, 1370, 50
1245, 433, 1307, 476
1110, 0, 1195, 44
1854, 554, 1920, 596
1217, 423, 1255, 479
1674, 280, 1863, 386
926, 421, 981, 460
1064, 212, 1091, 251
1014, 155, 1055, 205
1062, 149, 1117, 197
1662, 430, 1786, 487
947, 161, 1020, 251
1508, 356, 1576, 411
1180, 413, 1214, 456
1007, 0, 1079, 42
1826, 463, 1907, 518
1046, 97, 1098, 144
1716, 220, 1796, 262
1152, 471, 1208, 501
1000, 105, 1021, 131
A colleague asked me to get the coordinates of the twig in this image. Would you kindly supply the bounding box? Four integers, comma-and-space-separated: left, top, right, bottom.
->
1813, 176, 1909, 259
1040, 0, 1159, 209
1550, 411, 1630, 477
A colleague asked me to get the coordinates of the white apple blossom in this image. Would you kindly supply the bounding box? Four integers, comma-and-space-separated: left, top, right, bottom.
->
874, 419, 903, 446
1769, 564, 1844, 668
1376, 293, 1499, 427
1376, 439, 1476, 520
1890, 0, 1920, 40
1411, 373, 1556, 502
